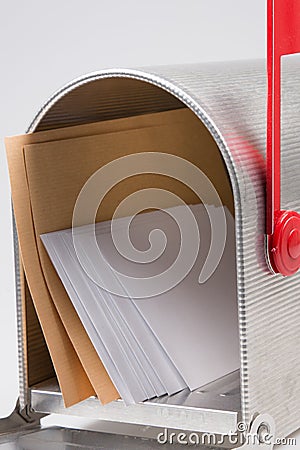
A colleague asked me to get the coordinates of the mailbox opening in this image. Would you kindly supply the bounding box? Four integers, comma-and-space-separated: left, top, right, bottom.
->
19, 75, 241, 435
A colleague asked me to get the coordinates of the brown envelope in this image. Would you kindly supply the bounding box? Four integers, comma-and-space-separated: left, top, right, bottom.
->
5, 109, 193, 407
6, 140, 96, 407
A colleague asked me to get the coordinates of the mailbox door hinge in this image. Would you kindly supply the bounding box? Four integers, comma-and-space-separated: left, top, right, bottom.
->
0, 398, 46, 441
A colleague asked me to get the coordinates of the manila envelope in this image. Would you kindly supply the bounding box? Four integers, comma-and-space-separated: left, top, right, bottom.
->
5, 108, 196, 407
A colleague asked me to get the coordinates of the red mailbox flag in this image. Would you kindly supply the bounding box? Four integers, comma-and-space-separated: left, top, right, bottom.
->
271, 0, 300, 56
267, 0, 300, 275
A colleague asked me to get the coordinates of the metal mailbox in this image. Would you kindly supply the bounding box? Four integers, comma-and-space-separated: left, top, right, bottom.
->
1, 2, 300, 449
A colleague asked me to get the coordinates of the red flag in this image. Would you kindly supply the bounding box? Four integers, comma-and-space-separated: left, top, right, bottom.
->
274, 0, 300, 56
267, 0, 300, 234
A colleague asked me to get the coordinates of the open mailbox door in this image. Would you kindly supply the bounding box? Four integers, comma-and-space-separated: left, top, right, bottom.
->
0, 423, 190, 450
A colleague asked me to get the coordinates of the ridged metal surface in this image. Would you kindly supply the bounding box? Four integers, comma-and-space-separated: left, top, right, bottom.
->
16, 58, 300, 440
12, 212, 28, 410
29, 77, 185, 131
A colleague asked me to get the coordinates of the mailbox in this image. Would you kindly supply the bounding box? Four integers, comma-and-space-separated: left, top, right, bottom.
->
1, 2, 300, 449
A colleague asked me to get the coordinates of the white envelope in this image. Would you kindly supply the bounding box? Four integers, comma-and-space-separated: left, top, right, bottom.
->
79, 203, 240, 390
41, 232, 152, 404
42, 203, 239, 402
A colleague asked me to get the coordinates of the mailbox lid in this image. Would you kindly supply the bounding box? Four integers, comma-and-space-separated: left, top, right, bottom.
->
0, 426, 186, 449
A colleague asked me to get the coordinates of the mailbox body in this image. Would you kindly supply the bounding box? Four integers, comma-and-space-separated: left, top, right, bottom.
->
13, 58, 300, 443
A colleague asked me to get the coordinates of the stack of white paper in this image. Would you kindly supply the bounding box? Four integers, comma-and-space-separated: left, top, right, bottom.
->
41, 204, 239, 404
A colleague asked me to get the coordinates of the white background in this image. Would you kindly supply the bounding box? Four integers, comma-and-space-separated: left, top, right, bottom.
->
0, 0, 298, 447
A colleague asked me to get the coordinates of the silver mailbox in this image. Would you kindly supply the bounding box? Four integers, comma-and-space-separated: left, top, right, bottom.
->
1, 58, 300, 449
